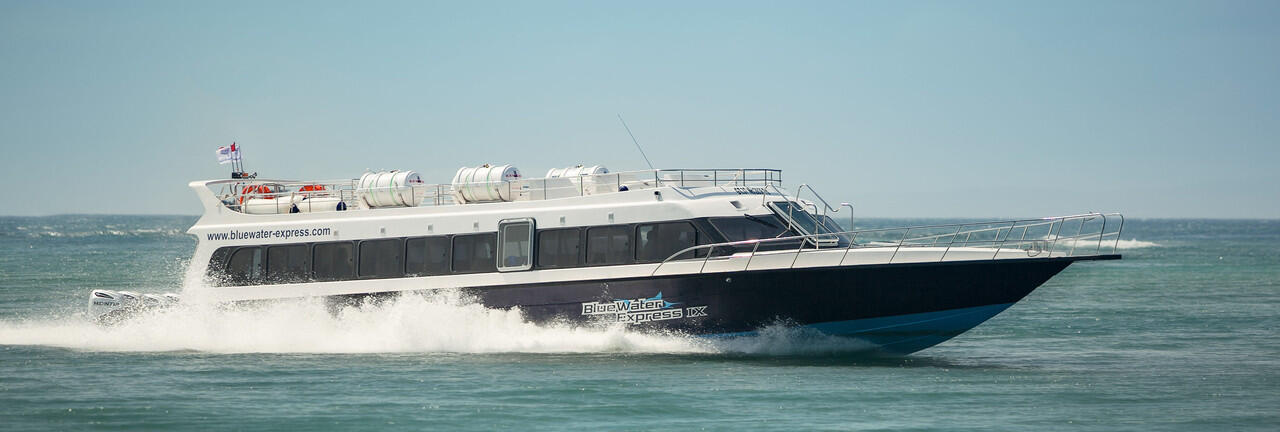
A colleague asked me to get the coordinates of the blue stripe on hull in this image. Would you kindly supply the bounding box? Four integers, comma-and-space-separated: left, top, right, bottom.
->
705, 303, 1016, 355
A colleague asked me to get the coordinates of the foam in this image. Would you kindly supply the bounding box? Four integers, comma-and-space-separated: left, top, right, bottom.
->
0, 252, 901, 356
0, 292, 698, 354
0, 291, 886, 356
1113, 239, 1161, 249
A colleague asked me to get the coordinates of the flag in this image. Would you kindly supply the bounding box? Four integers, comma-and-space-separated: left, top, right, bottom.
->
216, 146, 232, 164
215, 143, 242, 164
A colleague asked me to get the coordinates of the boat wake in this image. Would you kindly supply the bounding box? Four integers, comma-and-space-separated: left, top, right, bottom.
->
1114, 239, 1161, 249
0, 291, 878, 356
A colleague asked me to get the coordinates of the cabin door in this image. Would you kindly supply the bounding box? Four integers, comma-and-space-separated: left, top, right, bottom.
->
497, 218, 535, 271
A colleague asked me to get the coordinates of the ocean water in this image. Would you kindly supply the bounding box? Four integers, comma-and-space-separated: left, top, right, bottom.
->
0, 215, 1276, 430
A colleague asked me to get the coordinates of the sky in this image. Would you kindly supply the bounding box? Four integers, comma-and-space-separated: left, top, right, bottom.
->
1, 1, 1276, 218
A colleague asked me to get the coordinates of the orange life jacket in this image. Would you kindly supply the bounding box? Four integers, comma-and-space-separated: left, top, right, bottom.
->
238, 184, 275, 205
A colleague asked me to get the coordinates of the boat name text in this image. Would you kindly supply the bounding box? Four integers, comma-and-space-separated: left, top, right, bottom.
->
206, 227, 333, 241
581, 292, 710, 324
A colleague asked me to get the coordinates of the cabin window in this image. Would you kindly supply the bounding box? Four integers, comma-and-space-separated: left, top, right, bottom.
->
709, 215, 789, 241
313, 241, 355, 281
498, 219, 534, 271
537, 228, 581, 269
406, 236, 451, 276
225, 247, 262, 285
207, 247, 235, 282
452, 233, 497, 273
708, 215, 802, 253
359, 238, 404, 279
586, 225, 633, 265
636, 222, 698, 263
267, 244, 311, 283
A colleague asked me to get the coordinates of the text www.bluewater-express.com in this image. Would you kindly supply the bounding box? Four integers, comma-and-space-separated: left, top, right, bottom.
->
206, 228, 332, 241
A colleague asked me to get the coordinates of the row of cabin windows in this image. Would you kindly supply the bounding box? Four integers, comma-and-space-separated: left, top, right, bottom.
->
214, 221, 704, 286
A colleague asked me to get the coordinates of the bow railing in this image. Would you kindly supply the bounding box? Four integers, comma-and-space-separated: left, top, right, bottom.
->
650, 212, 1124, 275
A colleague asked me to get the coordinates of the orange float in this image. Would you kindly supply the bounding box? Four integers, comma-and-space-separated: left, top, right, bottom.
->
238, 184, 275, 205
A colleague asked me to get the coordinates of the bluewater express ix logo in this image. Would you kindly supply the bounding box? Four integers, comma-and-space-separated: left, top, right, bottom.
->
580, 292, 709, 324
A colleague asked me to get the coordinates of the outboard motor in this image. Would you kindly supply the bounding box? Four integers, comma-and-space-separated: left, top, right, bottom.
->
88, 289, 122, 315
141, 294, 165, 308
87, 289, 180, 325
88, 289, 133, 325
116, 291, 141, 310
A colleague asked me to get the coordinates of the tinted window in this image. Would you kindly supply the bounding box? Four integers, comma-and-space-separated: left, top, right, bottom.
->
313, 242, 355, 281
537, 228, 581, 269
267, 244, 311, 283
709, 215, 801, 253
710, 215, 788, 241
406, 236, 450, 276
636, 222, 698, 262
498, 221, 533, 270
586, 225, 632, 265
226, 247, 262, 285
769, 202, 847, 246
819, 215, 845, 233
817, 215, 852, 246
208, 247, 235, 282
452, 233, 497, 273
359, 238, 404, 279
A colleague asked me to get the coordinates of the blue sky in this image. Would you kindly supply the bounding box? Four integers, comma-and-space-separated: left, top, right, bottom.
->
1, 1, 1276, 218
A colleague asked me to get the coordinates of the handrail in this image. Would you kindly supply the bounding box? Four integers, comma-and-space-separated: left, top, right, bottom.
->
207, 168, 785, 214
794, 183, 838, 214
789, 183, 853, 234
650, 212, 1124, 276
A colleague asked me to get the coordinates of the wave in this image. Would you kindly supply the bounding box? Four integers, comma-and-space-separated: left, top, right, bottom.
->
1113, 239, 1161, 249
9, 228, 188, 239
0, 292, 880, 356
707, 323, 880, 355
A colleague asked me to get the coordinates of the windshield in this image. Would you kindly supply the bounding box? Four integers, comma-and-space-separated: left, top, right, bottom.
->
769, 201, 825, 234
768, 201, 850, 246
818, 215, 845, 233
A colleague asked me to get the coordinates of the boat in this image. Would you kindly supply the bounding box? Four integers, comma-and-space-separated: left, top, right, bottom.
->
88, 165, 1123, 354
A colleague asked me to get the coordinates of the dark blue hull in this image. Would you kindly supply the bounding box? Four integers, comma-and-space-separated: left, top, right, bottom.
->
457, 255, 1119, 354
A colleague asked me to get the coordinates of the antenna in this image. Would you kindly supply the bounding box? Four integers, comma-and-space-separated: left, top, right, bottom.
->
617, 114, 655, 170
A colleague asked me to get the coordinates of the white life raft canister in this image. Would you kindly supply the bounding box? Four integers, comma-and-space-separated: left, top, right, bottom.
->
451, 164, 521, 203
544, 165, 609, 178
357, 170, 424, 208
243, 196, 303, 214
545, 165, 613, 196
295, 197, 346, 213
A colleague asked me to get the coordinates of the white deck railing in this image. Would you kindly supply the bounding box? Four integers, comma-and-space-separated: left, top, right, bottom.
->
650, 212, 1125, 275
207, 168, 784, 214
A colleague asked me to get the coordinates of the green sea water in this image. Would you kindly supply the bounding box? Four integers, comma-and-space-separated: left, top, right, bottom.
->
1, 215, 1276, 430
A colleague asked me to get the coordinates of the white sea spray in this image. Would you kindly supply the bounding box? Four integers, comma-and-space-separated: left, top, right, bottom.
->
0, 291, 883, 355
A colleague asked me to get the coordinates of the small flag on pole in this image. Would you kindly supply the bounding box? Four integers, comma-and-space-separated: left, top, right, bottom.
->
216, 146, 232, 164
215, 143, 242, 164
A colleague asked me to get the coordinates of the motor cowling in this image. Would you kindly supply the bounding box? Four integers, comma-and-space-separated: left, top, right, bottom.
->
88, 289, 180, 325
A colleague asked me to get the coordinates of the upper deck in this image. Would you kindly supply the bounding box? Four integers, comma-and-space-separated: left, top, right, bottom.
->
192, 168, 784, 216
